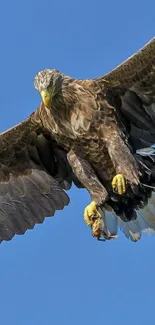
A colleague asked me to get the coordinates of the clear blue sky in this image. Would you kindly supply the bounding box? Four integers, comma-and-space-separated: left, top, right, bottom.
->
0, 0, 155, 324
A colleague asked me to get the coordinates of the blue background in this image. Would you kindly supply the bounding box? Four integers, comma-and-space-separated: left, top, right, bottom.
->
0, 0, 154, 324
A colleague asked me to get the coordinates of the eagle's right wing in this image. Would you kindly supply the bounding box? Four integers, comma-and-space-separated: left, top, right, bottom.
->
0, 107, 80, 243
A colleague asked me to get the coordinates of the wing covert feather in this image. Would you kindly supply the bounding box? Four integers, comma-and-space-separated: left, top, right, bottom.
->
100, 37, 155, 89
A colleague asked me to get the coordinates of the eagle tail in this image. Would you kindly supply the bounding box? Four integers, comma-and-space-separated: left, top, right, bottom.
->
117, 198, 155, 241
100, 204, 155, 242
101, 196, 155, 241
100, 208, 141, 241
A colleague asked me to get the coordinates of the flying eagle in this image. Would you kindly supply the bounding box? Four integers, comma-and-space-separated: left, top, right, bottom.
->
0, 38, 155, 243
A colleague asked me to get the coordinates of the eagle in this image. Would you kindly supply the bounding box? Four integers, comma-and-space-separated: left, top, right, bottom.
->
0, 38, 155, 243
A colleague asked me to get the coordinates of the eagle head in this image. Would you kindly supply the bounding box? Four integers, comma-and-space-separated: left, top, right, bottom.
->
34, 69, 63, 108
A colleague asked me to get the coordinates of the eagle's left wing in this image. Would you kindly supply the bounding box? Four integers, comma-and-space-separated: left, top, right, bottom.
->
92, 37, 155, 241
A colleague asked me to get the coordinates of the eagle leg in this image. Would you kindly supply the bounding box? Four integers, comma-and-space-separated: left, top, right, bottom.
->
67, 150, 111, 239
106, 132, 140, 194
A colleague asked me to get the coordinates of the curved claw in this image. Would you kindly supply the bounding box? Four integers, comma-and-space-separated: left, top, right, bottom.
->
112, 173, 126, 195
92, 219, 117, 241
102, 232, 118, 240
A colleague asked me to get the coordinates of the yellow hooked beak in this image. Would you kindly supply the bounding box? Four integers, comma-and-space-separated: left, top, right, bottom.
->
41, 90, 51, 108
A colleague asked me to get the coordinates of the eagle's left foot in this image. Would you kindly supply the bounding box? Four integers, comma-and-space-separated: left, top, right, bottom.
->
112, 173, 126, 195
84, 201, 101, 227
84, 202, 118, 241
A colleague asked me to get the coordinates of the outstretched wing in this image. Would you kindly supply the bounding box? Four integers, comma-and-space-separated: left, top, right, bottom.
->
0, 110, 80, 243
94, 38, 155, 241
97, 37, 155, 151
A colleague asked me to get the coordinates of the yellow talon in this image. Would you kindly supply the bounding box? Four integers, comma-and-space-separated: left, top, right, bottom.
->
84, 201, 118, 241
112, 173, 126, 195
84, 201, 101, 227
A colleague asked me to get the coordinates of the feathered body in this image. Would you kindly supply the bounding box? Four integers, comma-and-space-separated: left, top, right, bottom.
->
36, 77, 117, 180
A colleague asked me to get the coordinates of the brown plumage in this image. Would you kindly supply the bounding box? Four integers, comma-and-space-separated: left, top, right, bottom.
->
0, 38, 155, 243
